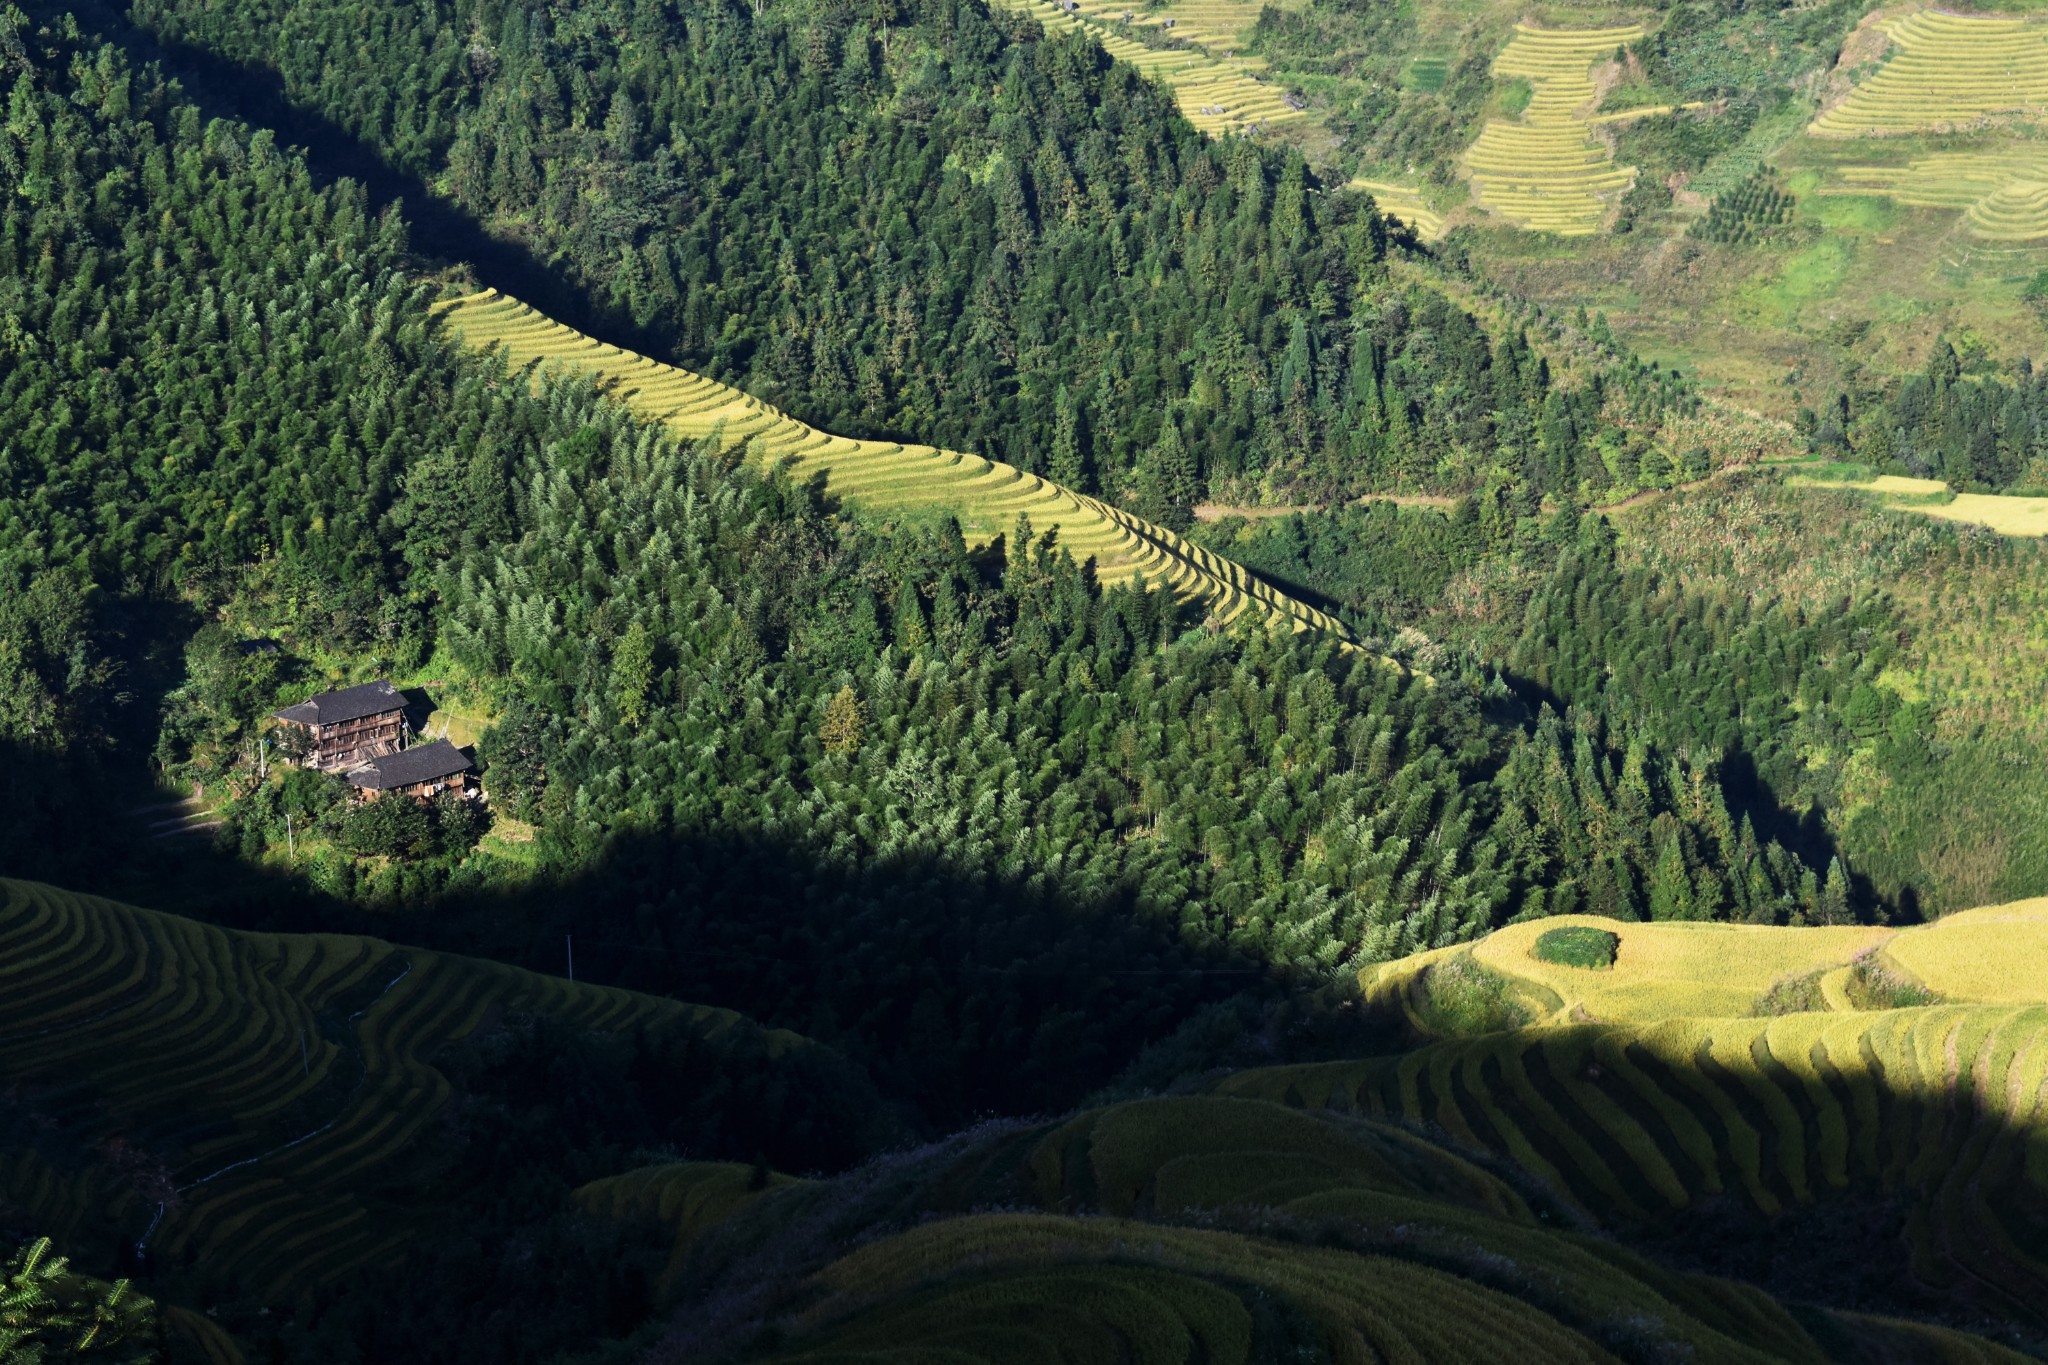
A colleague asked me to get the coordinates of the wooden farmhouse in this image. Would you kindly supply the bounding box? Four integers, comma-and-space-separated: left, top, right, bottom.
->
271, 680, 407, 772
346, 739, 475, 802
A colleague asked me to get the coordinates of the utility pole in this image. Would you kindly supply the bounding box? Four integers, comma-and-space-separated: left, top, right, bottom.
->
286, 813, 294, 860
566, 934, 575, 982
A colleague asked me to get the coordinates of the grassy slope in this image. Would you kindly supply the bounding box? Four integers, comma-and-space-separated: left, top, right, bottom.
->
432, 289, 1354, 642
1455, 3, 2048, 418
1187, 0, 2048, 418
0, 877, 835, 1304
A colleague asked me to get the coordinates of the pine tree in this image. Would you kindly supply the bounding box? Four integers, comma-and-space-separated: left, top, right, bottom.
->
611, 620, 655, 729
1817, 857, 1852, 926
1, 1236, 148, 1362
1050, 384, 1087, 491
819, 685, 867, 754
893, 579, 929, 652
1648, 829, 1696, 921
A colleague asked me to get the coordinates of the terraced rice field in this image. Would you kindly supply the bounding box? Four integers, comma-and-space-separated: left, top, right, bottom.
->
1003, 0, 1305, 136
575, 1162, 801, 1303
1812, 10, 2048, 138
1794, 471, 2048, 535
1348, 177, 1446, 240
1461, 23, 1647, 235
706, 1092, 2036, 1361
1219, 1003, 2048, 1322
1057, 0, 1277, 54
1834, 146, 2048, 240
433, 290, 1349, 638
0, 879, 796, 1301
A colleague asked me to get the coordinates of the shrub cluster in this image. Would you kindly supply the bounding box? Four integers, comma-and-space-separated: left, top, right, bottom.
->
1689, 172, 1794, 245
1530, 925, 1619, 969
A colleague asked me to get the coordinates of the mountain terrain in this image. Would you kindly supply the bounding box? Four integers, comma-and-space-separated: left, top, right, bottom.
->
6, 0, 2048, 1360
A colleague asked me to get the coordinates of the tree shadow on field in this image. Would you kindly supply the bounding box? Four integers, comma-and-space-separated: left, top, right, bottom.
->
267, 825, 1376, 1131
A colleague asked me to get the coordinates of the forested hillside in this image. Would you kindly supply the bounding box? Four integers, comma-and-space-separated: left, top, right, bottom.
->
122, 0, 1690, 516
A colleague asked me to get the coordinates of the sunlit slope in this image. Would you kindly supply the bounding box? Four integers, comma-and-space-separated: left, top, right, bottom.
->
656, 1095, 2034, 1363
1813, 11, 2048, 137
1462, 23, 1646, 235
1000, 0, 1304, 137
1208, 900, 2048, 1322
432, 290, 1349, 639
0, 879, 815, 1301
1364, 896, 2048, 1028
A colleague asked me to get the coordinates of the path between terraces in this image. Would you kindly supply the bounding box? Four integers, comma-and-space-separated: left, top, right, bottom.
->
1194, 468, 1744, 525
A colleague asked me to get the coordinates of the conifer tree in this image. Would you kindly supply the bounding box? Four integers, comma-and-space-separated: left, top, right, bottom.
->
1050, 384, 1087, 491
611, 620, 655, 729
819, 685, 867, 754
893, 580, 929, 653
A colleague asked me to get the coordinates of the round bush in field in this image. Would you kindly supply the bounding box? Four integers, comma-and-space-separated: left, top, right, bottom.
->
1531, 925, 1619, 970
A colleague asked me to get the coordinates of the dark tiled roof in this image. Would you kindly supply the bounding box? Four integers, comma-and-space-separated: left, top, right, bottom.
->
273, 680, 404, 727
347, 740, 473, 791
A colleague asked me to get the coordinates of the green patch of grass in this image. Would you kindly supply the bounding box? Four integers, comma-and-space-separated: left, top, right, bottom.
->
1530, 924, 1619, 970
1403, 54, 1449, 94
1413, 954, 1536, 1037
1783, 459, 1878, 481
1494, 76, 1531, 117
1805, 195, 1898, 233
1743, 238, 1855, 324
1785, 168, 1823, 197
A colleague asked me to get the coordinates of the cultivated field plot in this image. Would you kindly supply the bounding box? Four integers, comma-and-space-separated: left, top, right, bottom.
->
0, 879, 790, 1301
1793, 471, 2048, 535
1812, 10, 2048, 138
1004, 0, 1304, 136
433, 290, 1349, 638
576, 1162, 801, 1303
1348, 177, 1447, 240
1461, 23, 1647, 235
1055, 0, 1277, 55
